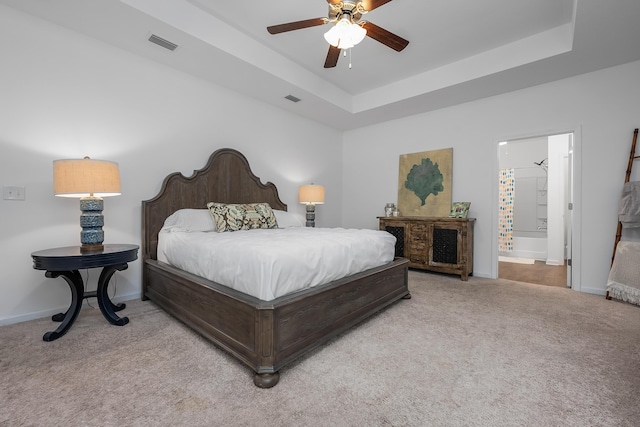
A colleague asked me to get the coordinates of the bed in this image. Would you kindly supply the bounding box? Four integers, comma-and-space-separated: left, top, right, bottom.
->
141, 148, 410, 387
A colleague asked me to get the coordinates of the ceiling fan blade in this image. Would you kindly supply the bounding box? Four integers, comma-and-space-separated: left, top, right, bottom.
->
361, 0, 393, 11
267, 18, 327, 34
324, 45, 340, 68
362, 22, 409, 51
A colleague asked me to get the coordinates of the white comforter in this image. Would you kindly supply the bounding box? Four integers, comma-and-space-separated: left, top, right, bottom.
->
157, 227, 396, 301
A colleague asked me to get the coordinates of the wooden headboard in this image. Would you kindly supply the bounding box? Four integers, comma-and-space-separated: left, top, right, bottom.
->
141, 148, 287, 261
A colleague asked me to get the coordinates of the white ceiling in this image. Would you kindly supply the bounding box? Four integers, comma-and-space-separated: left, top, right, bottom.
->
2, 0, 640, 130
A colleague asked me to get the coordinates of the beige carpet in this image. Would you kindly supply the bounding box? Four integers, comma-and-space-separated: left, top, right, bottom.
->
2, 271, 640, 426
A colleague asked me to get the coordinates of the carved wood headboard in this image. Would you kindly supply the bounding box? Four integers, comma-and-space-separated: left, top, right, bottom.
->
141, 148, 287, 261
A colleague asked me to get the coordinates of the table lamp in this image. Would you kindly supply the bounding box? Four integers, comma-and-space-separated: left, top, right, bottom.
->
299, 184, 325, 227
53, 157, 121, 252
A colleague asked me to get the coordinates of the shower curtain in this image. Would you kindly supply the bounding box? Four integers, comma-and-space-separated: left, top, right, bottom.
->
499, 168, 514, 252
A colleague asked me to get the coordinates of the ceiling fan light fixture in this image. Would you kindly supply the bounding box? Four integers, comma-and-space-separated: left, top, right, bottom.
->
267, 0, 407, 69
349, 21, 367, 45
323, 16, 366, 49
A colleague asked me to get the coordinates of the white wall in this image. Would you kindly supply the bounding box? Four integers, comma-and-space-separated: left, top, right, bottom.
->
342, 59, 640, 295
0, 6, 342, 324
3, 5, 640, 325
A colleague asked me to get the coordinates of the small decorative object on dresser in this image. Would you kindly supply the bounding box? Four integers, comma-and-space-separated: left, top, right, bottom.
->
379, 216, 475, 280
449, 202, 471, 218
384, 203, 395, 217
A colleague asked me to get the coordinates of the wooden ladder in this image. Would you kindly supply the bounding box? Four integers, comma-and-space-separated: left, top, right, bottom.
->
607, 128, 640, 299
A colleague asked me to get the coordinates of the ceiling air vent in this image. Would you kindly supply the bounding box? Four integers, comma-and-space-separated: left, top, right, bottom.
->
284, 95, 301, 103
148, 34, 178, 51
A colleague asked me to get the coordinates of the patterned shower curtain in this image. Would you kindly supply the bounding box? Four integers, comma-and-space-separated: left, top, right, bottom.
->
498, 168, 514, 252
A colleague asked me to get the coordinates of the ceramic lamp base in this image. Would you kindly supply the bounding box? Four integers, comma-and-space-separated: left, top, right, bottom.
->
305, 204, 316, 227
79, 197, 105, 250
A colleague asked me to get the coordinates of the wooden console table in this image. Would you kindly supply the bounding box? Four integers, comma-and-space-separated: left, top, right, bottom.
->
378, 217, 475, 280
31, 244, 139, 341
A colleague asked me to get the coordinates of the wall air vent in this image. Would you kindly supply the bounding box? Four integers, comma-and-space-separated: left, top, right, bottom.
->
148, 34, 178, 51
285, 95, 301, 103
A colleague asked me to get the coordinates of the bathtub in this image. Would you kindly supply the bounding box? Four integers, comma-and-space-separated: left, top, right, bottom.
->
501, 236, 547, 261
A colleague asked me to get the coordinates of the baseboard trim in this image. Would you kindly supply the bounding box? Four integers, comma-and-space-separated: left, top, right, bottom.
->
0, 292, 141, 326
579, 286, 606, 296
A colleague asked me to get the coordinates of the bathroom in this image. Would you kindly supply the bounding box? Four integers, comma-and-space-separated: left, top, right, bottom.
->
498, 133, 572, 270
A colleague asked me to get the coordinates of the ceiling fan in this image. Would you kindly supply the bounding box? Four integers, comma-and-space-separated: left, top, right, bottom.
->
267, 0, 409, 68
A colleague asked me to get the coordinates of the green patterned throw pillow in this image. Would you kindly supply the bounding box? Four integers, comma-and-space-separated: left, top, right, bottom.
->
207, 202, 278, 232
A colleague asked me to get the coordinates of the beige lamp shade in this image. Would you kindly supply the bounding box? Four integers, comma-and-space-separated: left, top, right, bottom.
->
53, 157, 121, 198
299, 184, 325, 205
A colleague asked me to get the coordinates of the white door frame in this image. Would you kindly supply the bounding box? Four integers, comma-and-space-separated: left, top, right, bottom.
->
492, 126, 582, 291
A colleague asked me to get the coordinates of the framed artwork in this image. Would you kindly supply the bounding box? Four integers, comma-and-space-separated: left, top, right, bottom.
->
449, 202, 471, 218
397, 148, 453, 217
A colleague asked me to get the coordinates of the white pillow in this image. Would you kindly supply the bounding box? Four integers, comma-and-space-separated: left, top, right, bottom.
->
273, 210, 304, 228
162, 209, 216, 232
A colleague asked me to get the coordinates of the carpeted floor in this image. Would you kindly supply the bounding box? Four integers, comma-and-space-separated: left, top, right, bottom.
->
2, 271, 640, 426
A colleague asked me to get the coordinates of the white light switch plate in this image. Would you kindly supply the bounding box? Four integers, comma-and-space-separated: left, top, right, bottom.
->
3, 186, 26, 200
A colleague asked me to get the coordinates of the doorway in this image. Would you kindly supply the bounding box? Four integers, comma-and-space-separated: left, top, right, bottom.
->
497, 132, 574, 287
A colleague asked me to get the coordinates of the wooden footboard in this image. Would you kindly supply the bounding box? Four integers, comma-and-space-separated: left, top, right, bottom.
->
143, 257, 409, 387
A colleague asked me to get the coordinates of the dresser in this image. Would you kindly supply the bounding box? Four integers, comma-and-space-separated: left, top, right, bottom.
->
378, 216, 475, 280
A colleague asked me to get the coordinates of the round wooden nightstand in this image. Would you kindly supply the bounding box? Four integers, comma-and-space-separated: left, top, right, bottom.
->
31, 244, 139, 341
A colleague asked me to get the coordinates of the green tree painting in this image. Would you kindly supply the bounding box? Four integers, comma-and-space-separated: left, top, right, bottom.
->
397, 148, 452, 217
404, 158, 444, 205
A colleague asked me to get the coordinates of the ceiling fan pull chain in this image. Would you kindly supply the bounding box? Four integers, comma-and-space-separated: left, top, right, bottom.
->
348, 48, 352, 69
